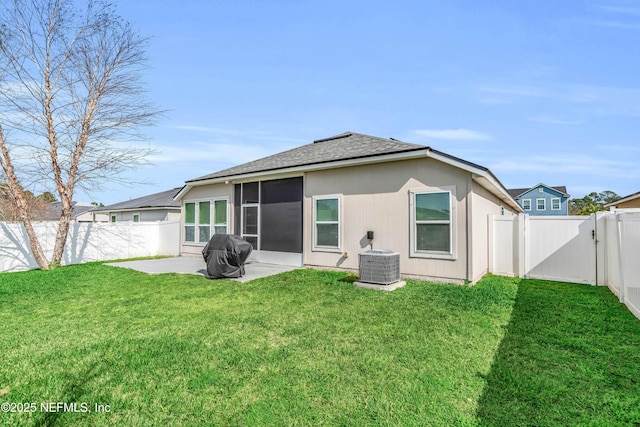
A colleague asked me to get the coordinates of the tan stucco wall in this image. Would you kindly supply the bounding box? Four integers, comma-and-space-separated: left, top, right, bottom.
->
469, 182, 516, 283
303, 158, 471, 283
616, 198, 640, 209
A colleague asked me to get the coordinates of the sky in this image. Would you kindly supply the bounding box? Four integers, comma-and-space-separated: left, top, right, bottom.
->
75, 0, 640, 205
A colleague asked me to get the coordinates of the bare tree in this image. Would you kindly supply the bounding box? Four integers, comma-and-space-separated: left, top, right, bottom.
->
0, 0, 158, 269
0, 183, 49, 221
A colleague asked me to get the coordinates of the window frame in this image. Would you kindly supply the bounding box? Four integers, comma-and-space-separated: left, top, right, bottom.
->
213, 198, 229, 235
183, 197, 230, 244
536, 198, 546, 211
410, 187, 456, 260
551, 198, 561, 211
522, 199, 532, 211
110, 214, 117, 223
312, 194, 342, 252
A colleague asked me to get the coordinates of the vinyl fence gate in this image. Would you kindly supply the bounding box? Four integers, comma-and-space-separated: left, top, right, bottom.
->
490, 212, 640, 321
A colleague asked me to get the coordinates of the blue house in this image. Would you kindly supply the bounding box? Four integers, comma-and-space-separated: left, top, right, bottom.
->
507, 184, 570, 216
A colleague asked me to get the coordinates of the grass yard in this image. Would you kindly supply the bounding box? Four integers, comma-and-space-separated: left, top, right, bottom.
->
0, 264, 639, 426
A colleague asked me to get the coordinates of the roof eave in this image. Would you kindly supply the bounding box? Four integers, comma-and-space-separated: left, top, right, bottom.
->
92, 206, 181, 214
425, 150, 522, 212
605, 190, 640, 207
177, 148, 432, 196
176, 146, 522, 212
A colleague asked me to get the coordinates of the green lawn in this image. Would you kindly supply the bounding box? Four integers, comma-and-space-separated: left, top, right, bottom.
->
0, 264, 638, 426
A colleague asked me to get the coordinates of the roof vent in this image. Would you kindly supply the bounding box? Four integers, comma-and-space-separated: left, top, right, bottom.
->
313, 133, 353, 143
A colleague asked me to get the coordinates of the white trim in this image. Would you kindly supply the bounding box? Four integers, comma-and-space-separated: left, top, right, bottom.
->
409, 186, 457, 260
522, 199, 532, 211
213, 198, 229, 235
175, 149, 522, 212
92, 206, 181, 214
312, 194, 343, 253
551, 198, 561, 210
179, 151, 430, 190
183, 197, 229, 245
536, 198, 546, 211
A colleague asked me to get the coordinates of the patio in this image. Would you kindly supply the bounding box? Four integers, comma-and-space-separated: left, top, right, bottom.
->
106, 256, 298, 283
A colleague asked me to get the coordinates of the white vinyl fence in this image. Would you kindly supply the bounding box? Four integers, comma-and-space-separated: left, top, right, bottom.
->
490, 211, 640, 320
0, 221, 180, 273
603, 212, 640, 320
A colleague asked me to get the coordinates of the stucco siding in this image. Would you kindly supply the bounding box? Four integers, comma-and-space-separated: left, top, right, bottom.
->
470, 183, 515, 283
617, 199, 640, 209
303, 158, 470, 283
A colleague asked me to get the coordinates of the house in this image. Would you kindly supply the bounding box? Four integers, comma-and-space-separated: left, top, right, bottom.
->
175, 132, 521, 284
605, 191, 640, 210
44, 201, 97, 222
93, 188, 182, 223
507, 184, 570, 216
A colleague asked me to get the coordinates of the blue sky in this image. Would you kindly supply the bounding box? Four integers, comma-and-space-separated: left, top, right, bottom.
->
85, 0, 640, 205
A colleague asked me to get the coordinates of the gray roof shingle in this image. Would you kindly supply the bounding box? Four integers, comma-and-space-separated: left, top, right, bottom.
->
44, 202, 96, 220
187, 132, 427, 183
98, 188, 182, 211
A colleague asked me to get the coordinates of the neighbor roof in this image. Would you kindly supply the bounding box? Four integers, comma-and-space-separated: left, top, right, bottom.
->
604, 190, 640, 207
95, 188, 182, 212
507, 184, 569, 199
43, 202, 96, 221
187, 132, 427, 182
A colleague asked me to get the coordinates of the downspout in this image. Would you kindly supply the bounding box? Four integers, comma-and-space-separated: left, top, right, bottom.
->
466, 174, 473, 283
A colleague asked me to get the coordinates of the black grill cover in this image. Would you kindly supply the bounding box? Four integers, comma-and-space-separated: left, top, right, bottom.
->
202, 234, 253, 279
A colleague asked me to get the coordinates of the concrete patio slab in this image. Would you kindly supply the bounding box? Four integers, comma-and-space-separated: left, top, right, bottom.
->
106, 256, 298, 283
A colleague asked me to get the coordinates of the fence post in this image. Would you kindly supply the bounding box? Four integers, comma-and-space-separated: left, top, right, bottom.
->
517, 213, 528, 278
488, 214, 495, 274
615, 212, 625, 303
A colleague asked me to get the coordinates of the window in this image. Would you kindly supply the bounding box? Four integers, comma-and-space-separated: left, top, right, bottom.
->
410, 188, 456, 258
551, 198, 561, 210
538, 188, 544, 193
522, 199, 531, 211
110, 214, 117, 223
313, 196, 340, 250
213, 199, 228, 234
537, 198, 546, 211
185, 199, 228, 243
198, 201, 211, 242
133, 213, 140, 223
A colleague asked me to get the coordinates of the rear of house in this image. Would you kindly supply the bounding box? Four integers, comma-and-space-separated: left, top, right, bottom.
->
175, 132, 521, 284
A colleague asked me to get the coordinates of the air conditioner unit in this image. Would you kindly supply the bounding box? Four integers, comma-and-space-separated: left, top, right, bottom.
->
358, 250, 400, 285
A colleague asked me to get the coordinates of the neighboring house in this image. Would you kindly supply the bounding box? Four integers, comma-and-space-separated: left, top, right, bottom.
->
507, 184, 570, 216
175, 131, 522, 284
44, 201, 97, 222
94, 188, 182, 223
605, 191, 640, 210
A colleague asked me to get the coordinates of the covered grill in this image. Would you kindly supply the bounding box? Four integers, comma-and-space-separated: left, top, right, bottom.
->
202, 234, 253, 279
